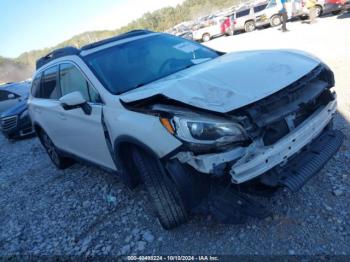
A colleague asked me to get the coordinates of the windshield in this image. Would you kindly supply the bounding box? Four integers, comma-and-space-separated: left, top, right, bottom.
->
84, 34, 220, 94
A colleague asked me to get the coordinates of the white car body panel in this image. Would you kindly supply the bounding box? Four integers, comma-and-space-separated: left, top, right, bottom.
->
192, 17, 226, 41
29, 55, 182, 170
120, 50, 320, 113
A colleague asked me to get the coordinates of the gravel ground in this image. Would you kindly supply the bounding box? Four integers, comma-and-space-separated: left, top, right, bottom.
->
1, 13, 350, 256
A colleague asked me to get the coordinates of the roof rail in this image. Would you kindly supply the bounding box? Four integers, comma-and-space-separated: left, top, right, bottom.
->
36, 46, 79, 70
80, 29, 153, 51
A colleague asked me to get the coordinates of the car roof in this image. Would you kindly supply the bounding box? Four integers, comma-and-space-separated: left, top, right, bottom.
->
36, 29, 153, 70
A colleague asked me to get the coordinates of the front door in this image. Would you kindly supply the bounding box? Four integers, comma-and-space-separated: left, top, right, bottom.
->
57, 62, 115, 170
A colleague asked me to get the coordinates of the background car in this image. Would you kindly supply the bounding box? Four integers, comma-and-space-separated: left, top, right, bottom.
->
231, 2, 268, 33
301, 0, 344, 17
0, 82, 29, 114
255, 0, 303, 28
192, 16, 231, 42
0, 96, 35, 139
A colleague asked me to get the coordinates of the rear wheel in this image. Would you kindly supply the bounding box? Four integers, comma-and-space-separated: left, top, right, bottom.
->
132, 148, 188, 229
202, 33, 211, 42
270, 15, 282, 27
244, 21, 256, 32
38, 130, 74, 169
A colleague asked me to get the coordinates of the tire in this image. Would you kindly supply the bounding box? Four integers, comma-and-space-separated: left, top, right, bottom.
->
132, 148, 188, 229
315, 5, 322, 17
270, 15, 282, 27
202, 33, 211, 42
244, 21, 256, 32
38, 130, 74, 169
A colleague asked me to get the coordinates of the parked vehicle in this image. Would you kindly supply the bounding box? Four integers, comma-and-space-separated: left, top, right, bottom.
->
0, 82, 30, 114
192, 16, 231, 42
231, 2, 268, 33
29, 30, 344, 229
255, 0, 303, 27
301, 0, 344, 17
0, 81, 34, 139
0, 96, 35, 139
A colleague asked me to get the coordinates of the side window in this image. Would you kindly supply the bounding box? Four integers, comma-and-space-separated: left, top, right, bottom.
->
31, 73, 42, 97
40, 66, 61, 99
0, 90, 17, 101
236, 9, 250, 18
59, 63, 101, 103
254, 4, 268, 12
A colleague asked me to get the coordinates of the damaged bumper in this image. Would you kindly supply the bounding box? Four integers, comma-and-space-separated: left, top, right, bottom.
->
175, 100, 341, 186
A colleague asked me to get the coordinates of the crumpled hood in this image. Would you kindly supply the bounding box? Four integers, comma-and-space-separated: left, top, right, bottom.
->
120, 49, 321, 113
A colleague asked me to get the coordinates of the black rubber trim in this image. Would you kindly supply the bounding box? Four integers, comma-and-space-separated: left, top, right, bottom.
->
280, 129, 345, 192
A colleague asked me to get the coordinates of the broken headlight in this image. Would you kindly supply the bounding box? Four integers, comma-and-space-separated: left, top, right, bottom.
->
161, 114, 247, 150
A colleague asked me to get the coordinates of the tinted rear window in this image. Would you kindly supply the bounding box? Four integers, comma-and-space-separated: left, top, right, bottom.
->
254, 4, 268, 12
236, 9, 250, 18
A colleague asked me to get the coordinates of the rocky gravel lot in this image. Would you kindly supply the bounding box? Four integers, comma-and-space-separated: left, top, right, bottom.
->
1, 14, 350, 256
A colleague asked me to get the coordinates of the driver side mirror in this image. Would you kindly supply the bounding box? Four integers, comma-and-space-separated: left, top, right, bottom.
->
7, 93, 16, 99
59, 91, 92, 115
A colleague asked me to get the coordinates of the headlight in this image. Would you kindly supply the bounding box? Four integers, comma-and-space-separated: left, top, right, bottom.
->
160, 114, 247, 149
20, 109, 29, 119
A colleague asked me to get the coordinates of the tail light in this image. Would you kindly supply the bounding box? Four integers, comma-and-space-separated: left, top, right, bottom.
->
234, 19, 237, 25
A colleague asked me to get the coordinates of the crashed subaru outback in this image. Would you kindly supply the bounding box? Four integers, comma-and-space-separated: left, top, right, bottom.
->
28, 30, 344, 229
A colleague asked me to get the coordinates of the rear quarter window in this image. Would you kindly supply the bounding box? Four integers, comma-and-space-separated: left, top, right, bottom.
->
37, 66, 61, 99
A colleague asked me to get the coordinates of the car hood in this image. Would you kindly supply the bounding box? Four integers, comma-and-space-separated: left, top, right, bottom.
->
120, 49, 321, 113
0, 98, 28, 118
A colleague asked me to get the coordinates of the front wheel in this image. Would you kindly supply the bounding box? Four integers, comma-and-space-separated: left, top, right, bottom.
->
315, 5, 323, 17
270, 15, 282, 27
132, 148, 188, 229
38, 130, 74, 169
202, 33, 211, 42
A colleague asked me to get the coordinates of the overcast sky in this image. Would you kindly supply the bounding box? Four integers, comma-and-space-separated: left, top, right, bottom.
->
0, 0, 184, 58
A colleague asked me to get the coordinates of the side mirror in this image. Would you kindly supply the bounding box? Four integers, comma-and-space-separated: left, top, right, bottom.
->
7, 93, 16, 99
59, 91, 91, 115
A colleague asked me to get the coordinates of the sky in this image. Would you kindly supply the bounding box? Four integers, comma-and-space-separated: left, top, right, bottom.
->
0, 0, 184, 58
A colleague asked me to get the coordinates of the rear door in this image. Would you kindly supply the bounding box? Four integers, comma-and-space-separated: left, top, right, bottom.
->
57, 62, 115, 169
29, 65, 65, 146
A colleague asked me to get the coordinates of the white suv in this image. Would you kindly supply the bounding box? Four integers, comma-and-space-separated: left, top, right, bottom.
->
29, 30, 344, 229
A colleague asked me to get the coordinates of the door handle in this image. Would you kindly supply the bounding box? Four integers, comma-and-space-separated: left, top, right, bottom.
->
58, 112, 66, 120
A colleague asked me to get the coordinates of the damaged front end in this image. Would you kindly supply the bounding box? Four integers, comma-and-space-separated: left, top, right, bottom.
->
122, 63, 344, 224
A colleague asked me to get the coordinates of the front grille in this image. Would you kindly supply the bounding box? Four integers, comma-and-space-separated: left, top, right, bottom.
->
1, 116, 18, 131
231, 65, 335, 145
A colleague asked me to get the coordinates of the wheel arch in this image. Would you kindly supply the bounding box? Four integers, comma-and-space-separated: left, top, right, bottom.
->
113, 135, 161, 188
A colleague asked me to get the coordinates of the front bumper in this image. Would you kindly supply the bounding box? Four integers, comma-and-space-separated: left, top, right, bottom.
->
0, 114, 34, 138
230, 100, 337, 183
175, 100, 340, 185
